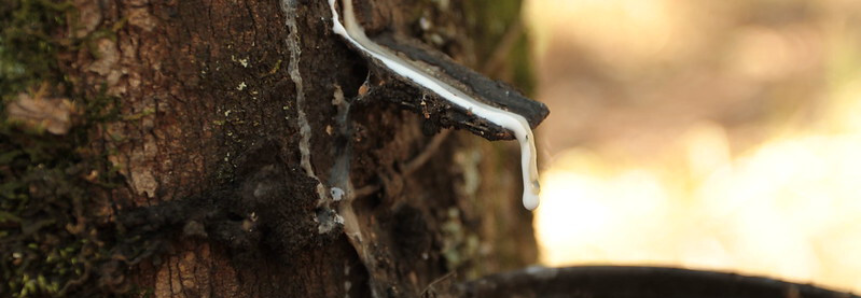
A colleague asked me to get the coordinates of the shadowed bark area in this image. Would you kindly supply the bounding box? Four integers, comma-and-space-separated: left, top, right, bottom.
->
0, 0, 537, 297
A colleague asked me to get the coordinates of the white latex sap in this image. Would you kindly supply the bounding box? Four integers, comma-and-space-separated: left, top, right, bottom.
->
328, 0, 541, 210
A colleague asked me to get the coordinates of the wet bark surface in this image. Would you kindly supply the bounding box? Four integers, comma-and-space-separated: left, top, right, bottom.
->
51, 0, 537, 297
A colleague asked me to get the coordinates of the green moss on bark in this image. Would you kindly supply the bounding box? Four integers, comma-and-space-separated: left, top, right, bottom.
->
0, 0, 68, 99
0, 1, 133, 297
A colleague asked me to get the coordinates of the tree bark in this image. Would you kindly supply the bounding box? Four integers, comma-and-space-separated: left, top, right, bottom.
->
1, 0, 538, 297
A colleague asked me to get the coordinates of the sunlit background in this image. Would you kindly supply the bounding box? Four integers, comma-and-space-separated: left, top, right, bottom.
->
525, 0, 861, 293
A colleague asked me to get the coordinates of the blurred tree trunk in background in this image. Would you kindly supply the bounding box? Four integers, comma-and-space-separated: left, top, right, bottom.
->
0, 0, 536, 297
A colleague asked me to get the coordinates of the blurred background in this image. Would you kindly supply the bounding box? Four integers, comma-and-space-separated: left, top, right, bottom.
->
525, 0, 861, 293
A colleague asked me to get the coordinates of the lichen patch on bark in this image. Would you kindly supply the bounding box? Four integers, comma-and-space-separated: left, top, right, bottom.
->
86, 38, 122, 90
5, 93, 76, 135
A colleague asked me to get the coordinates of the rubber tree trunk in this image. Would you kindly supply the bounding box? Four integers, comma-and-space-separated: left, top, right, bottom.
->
0, 0, 537, 297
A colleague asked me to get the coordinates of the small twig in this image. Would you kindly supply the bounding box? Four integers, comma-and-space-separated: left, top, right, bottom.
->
352, 184, 381, 199
420, 271, 457, 298
352, 129, 452, 199
401, 129, 452, 175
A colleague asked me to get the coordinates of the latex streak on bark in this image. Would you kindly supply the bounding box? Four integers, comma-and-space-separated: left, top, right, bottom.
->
328, 0, 541, 210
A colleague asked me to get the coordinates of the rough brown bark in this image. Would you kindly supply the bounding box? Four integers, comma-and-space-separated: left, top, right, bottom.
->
27, 0, 537, 297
